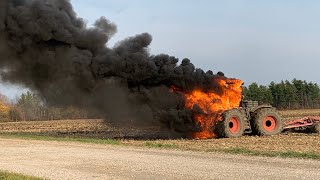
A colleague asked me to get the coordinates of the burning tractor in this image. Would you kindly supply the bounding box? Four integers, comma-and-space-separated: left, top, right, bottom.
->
182, 78, 284, 139
182, 77, 319, 139
215, 100, 283, 138
214, 101, 320, 138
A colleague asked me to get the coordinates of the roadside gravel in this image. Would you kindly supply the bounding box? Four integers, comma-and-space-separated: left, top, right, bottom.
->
0, 138, 319, 180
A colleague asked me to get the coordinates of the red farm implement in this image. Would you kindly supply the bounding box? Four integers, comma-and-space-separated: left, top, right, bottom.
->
283, 116, 320, 133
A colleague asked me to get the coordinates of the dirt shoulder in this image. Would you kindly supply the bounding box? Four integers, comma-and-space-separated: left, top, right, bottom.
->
1, 138, 319, 180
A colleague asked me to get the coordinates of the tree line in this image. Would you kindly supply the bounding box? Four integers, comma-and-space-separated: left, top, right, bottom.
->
243, 79, 320, 109
0, 91, 101, 122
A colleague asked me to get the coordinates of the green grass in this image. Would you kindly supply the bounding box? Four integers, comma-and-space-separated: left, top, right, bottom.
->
1, 133, 319, 160
219, 148, 320, 159
0, 170, 43, 180
0, 133, 121, 145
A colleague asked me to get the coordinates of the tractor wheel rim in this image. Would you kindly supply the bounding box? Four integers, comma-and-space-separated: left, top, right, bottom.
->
263, 116, 277, 132
229, 117, 240, 134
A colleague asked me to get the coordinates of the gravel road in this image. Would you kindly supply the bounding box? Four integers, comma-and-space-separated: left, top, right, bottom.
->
0, 138, 319, 180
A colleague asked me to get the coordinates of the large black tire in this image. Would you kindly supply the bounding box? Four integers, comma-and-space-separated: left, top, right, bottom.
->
251, 108, 283, 136
311, 123, 320, 134
215, 109, 246, 138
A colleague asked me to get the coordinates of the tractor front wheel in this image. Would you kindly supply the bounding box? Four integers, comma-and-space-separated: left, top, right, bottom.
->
216, 109, 245, 138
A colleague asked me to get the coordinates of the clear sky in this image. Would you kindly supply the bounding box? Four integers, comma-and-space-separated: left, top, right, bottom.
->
1, 0, 320, 99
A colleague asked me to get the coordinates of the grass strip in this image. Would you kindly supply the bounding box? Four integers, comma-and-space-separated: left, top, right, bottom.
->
0, 170, 43, 180
219, 148, 320, 159
0, 133, 121, 145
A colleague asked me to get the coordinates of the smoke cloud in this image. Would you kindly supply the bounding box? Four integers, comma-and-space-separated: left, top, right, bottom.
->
0, 0, 228, 133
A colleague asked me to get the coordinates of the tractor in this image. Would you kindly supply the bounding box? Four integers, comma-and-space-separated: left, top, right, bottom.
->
214, 100, 320, 138
215, 100, 283, 138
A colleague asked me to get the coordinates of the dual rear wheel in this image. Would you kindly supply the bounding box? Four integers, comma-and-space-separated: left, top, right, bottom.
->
216, 108, 283, 138
251, 108, 283, 136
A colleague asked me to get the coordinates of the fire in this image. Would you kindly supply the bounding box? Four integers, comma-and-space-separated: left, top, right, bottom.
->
184, 78, 243, 139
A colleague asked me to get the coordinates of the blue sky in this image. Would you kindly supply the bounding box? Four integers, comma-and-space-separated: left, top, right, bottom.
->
2, 0, 320, 99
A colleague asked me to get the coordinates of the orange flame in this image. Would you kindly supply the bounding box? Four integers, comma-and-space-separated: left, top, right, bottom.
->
184, 78, 243, 139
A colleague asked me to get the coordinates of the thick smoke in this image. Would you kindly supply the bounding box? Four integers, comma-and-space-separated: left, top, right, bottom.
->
0, 0, 227, 132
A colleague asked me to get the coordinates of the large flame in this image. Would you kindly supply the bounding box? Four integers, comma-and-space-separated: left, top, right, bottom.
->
184, 78, 243, 139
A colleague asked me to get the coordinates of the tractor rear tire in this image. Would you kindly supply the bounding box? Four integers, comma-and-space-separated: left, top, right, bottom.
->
252, 108, 283, 136
311, 123, 320, 134
216, 109, 245, 138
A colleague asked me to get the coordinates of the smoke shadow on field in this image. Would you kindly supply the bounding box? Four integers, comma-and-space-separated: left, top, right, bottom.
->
53, 129, 187, 140
0, 125, 188, 141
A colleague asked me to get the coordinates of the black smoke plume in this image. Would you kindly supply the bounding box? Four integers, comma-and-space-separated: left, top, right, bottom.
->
0, 0, 226, 133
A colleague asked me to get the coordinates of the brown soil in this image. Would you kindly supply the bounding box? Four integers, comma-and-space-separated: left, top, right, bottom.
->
123, 133, 320, 154
0, 119, 175, 139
